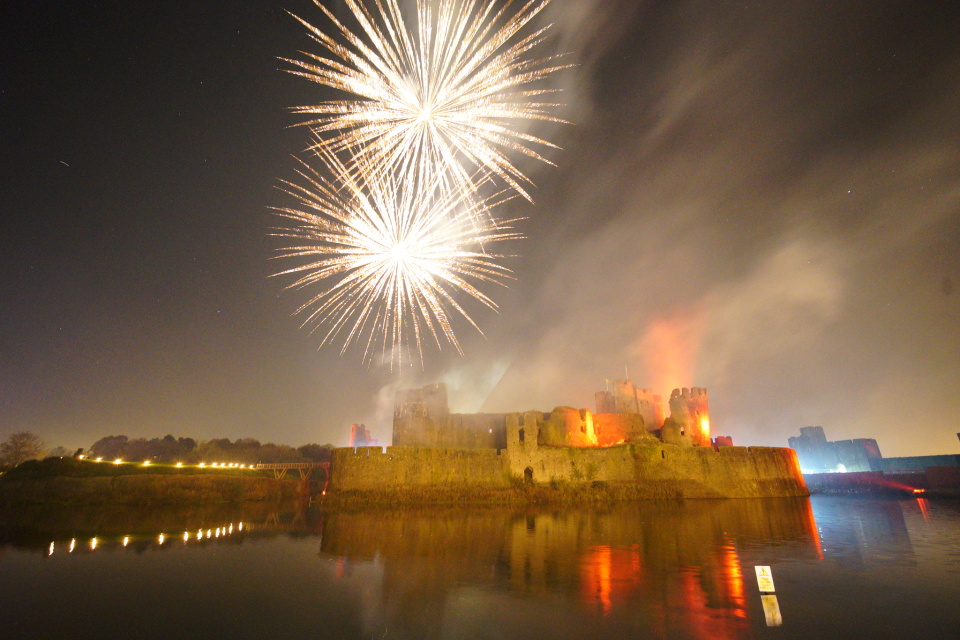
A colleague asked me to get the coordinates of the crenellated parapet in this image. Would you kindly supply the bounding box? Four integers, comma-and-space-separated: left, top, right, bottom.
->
328, 442, 808, 498
392, 380, 711, 451
337, 380, 806, 497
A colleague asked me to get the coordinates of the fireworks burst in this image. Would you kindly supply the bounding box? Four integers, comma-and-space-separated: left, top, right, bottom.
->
271, 147, 521, 366
284, 0, 570, 202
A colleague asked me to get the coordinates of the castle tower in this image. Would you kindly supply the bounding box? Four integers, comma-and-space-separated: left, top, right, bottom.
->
636, 388, 665, 431
668, 387, 711, 447
393, 383, 450, 447
350, 423, 376, 448
595, 390, 616, 414
595, 379, 664, 432
612, 379, 641, 414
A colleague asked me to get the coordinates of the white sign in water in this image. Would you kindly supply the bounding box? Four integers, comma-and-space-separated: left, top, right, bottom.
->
761, 594, 783, 627
755, 565, 776, 592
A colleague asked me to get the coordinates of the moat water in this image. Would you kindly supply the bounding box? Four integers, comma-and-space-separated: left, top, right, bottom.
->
1, 496, 958, 639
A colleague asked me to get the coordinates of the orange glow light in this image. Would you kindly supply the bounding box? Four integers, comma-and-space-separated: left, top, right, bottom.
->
637, 313, 704, 394
916, 497, 930, 521
718, 541, 747, 619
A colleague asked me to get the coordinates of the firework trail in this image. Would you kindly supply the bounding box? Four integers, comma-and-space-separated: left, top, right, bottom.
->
284, 0, 570, 203
272, 147, 521, 366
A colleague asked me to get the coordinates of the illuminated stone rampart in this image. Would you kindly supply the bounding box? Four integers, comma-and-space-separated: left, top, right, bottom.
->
327, 380, 806, 499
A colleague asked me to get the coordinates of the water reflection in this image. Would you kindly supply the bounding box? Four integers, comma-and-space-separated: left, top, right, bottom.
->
0, 502, 323, 557
2, 497, 959, 640
811, 497, 915, 568
319, 499, 821, 639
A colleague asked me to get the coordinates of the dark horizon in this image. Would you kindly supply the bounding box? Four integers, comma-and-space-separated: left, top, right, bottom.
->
2, 1, 959, 456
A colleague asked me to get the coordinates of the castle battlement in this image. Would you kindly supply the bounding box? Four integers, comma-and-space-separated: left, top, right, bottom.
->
393, 378, 715, 451
672, 387, 708, 400
323, 378, 801, 498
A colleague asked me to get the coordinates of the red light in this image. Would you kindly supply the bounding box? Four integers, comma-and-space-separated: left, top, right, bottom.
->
913, 488, 925, 494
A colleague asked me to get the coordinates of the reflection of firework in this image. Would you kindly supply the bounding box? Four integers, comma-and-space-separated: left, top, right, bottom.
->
285, 0, 570, 202
271, 148, 520, 366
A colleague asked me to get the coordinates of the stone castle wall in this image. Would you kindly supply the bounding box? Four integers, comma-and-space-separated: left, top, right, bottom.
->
504, 411, 805, 497
393, 383, 451, 448
393, 383, 508, 449
329, 410, 808, 499
395, 381, 670, 450
337, 380, 807, 499
329, 446, 511, 491
593, 412, 649, 445
328, 441, 807, 498
596, 380, 665, 431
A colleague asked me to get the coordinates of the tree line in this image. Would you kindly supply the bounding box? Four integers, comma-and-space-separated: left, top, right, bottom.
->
0, 431, 336, 472
86, 435, 334, 465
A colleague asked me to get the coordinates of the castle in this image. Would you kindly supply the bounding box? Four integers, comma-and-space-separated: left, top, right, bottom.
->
394, 380, 716, 450
327, 378, 807, 499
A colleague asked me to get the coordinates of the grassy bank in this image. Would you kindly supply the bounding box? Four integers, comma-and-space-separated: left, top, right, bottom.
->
0, 475, 298, 507
0, 458, 298, 507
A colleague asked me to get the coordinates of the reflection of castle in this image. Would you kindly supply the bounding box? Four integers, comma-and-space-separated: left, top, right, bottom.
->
320, 501, 822, 639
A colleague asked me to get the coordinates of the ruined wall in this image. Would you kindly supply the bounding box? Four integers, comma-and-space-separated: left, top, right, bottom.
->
508, 411, 633, 482
788, 428, 883, 472
593, 413, 654, 445
395, 381, 702, 450
393, 383, 450, 447
329, 440, 807, 499
660, 418, 690, 447
329, 446, 511, 491
357, 382, 804, 499
393, 383, 507, 449
637, 388, 665, 431
537, 407, 599, 447
612, 379, 641, 414
595, 390, 616, 414
530, 406, 655, 448
349, 423, 375, 447
447, 413, 508, 449
503, 413, 806, 497
631, 445, 808, 498
596, 381, 664, 431
833, 439, 875, 472
514, 446, 636, 484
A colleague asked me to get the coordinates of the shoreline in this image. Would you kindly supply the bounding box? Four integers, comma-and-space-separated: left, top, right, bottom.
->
0, 474, 299, 508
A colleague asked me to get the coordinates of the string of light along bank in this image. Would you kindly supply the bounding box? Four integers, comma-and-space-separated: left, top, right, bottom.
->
45, 522, 247, 557
76, 454, 261, 470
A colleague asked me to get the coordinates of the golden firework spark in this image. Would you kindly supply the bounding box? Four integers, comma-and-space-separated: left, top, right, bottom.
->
284, 0, 570, 203
271, 147, 521, 366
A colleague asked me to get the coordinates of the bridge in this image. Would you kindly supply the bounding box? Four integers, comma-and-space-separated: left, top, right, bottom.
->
253, 462, 330, 482
253, 462, 331, 498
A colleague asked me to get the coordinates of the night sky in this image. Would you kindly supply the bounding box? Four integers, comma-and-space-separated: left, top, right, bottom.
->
3, 1, 959, 456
